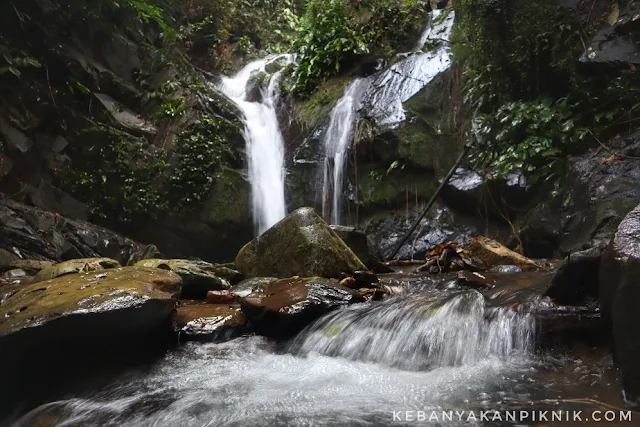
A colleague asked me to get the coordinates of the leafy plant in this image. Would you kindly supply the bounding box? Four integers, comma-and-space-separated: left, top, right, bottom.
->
470, 98, 587, 187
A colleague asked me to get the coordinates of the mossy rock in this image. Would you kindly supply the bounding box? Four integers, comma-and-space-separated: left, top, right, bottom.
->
32, 258, 121, 283
134, 259, 231, 299
1, 260, 53, 275
235, 207, 367, 279
0, 266, 182, 405
0, 266, 181, 336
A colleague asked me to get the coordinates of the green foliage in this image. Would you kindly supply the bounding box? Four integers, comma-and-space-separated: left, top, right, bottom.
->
59, 114, 242, 223
291, 0, 424, 95
292, 0, 368, 94
169, 116, 242, 209
59, 126, 167, 223
470, 98, 587, 188
456, 0, 640, 189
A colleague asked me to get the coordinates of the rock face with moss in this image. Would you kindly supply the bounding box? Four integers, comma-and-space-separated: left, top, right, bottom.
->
241, 276, 364, 337
134, 259, 234, 299
0, 266, 182, 404
235, 207, 367, 279
33, 257, 121, 283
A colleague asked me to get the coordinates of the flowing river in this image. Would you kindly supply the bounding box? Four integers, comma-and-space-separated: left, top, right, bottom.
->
10, 274, 633, 427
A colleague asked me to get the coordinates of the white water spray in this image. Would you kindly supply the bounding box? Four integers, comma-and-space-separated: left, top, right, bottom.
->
218, 54, 294, 234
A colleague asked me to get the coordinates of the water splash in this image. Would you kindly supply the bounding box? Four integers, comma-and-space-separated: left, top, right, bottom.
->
289, 290, 534, 370
218, 54, 294, 234
321, 79, 368, 225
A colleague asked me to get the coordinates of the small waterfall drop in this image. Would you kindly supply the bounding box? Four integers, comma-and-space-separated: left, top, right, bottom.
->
218, 54, 294, 234
321, 79, 367, 225
289, 290, 534, 370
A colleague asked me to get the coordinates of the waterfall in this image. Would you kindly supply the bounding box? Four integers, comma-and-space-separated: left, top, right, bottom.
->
218, 54, 294, 235
321, 79, 367, 225
289, 290, 534, 370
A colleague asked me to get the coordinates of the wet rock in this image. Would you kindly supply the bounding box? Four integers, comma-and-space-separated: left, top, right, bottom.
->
173, 302, 246, 342
241, 277, 365, 337
488, 265, 522, 274
599, 203, 640, 326
581, 2, 640, 66
612, 257, 640, 405
0, 196, 158, 265
559, 132, 640, 254
206, 290, 239, 304
134, 259, 231, 299
2, 269, 27, 280
364, 205, 480, 261
457, 271, 499, 289
230, 277, 278, 298
464, 236, 541, 272
329, 225, 393, 273
4, 259, 53, 275
0, 266, 181, 395
33, 257, 121, 283
441, 168, 530, 222
545, 246, 604, 304
235, 208, 367, 279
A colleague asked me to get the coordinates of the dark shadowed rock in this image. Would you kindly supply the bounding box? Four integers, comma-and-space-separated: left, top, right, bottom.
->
235, 208, 367, 279
0, 196, 158, 265
134, 259, 231, 299
560, 132, 640, 254
599, 203, 640, 326
173, 302, 246, 342
330, 225, 394, 273
546, 246, 604, 304
612, 257, 640, 405
241, 277, 365, 337
0, 266, 181, 407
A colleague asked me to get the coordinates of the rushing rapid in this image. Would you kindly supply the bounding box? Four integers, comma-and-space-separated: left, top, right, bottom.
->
217, 54, 294, 235
289, 290, 534, 370
13, 289, 540, 427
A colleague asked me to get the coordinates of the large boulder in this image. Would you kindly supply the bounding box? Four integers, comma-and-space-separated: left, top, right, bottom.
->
599, 203, 640, 403
599, 203, 640, 325
173, 302, 246, 343
235, 207, 367, 279
0, 266, 181, 406
134, 259, 232, 299
545, 246, 604, 304
241, 277, 365, 337
329, 225, 394, 273
612, 257, 640, 405
560, 132, 640, 254
32, 257, 120, 283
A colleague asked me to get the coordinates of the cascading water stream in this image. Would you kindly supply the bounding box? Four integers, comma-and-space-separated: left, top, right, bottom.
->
320, 79, 367, 225
289, 289, 535, 370
217, 54, 294, 235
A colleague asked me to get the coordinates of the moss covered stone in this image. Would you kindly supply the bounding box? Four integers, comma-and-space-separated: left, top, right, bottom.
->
0, 266, 181, 336
235, 207, 367, 279
32, 258, 121, 283
134, 259, 232, 299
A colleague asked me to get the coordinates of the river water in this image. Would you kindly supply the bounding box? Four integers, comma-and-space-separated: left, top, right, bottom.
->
11, 275, 635, 427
